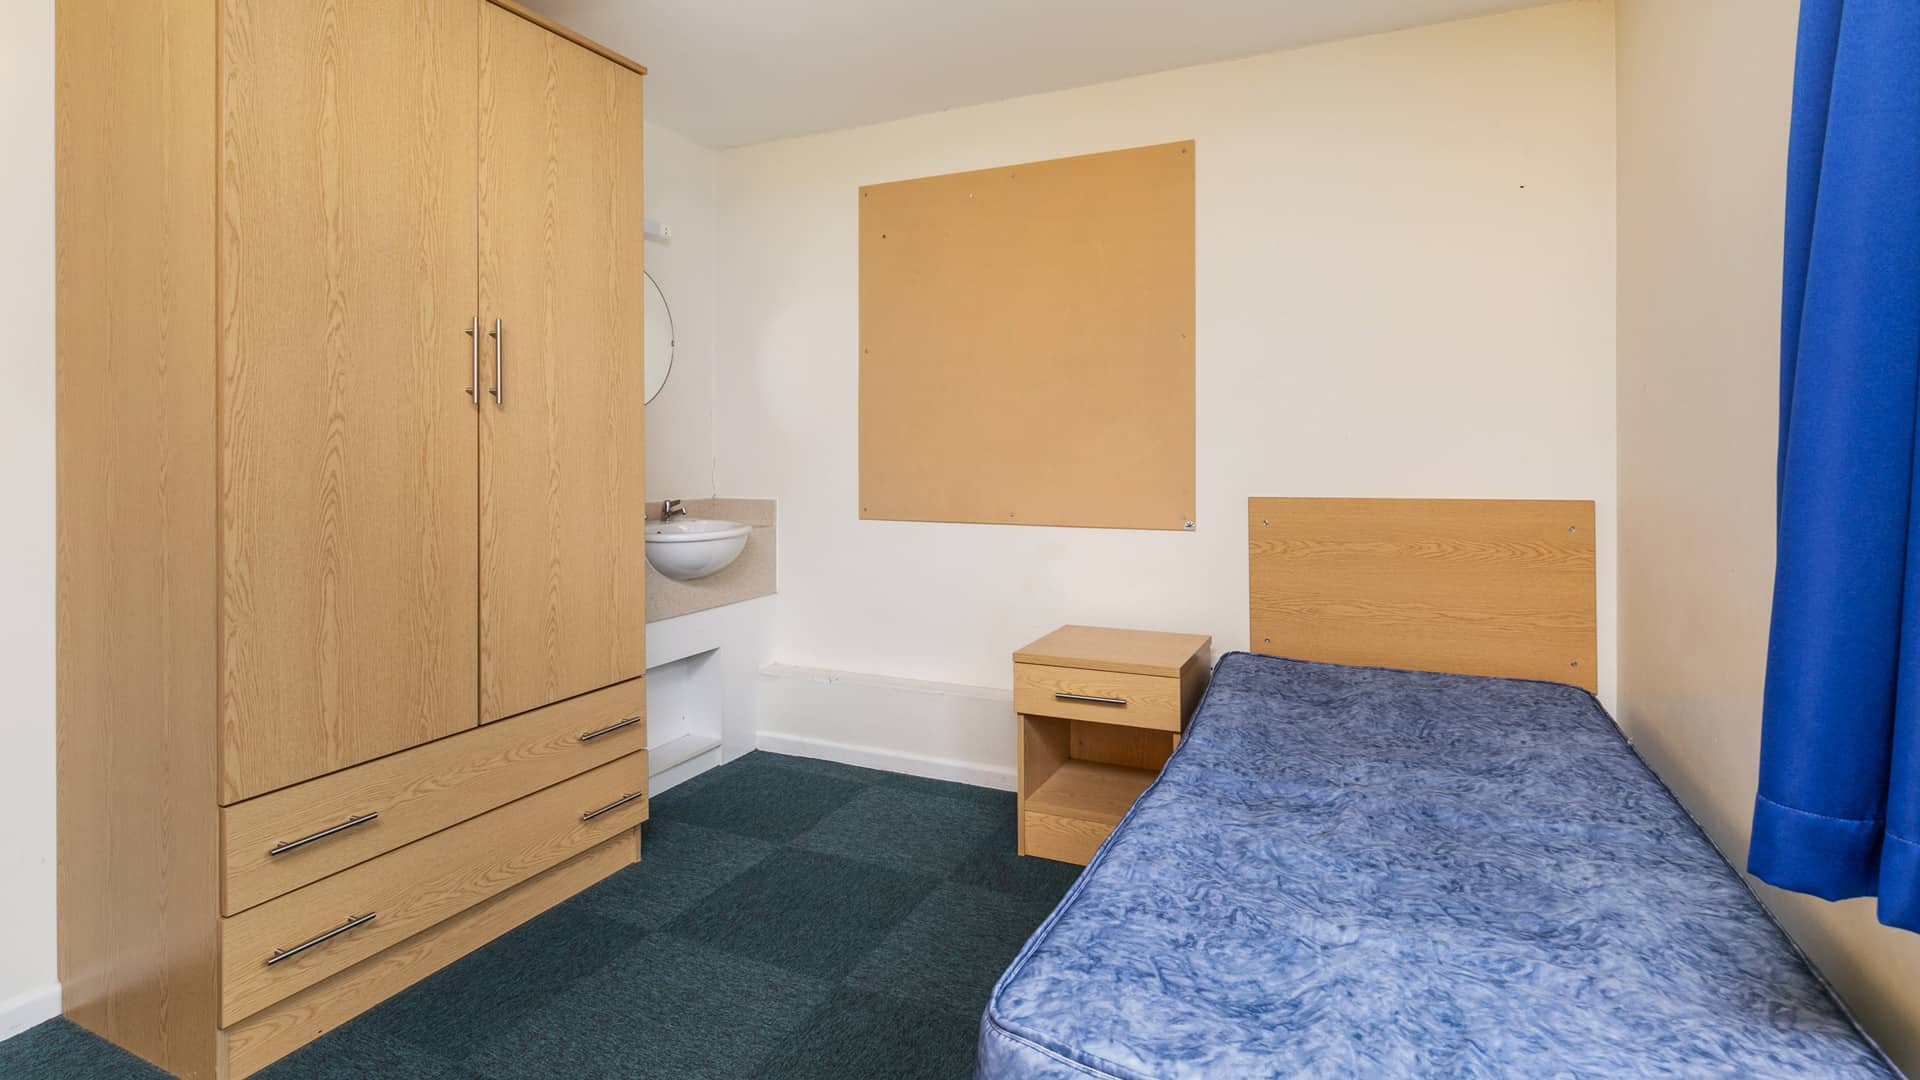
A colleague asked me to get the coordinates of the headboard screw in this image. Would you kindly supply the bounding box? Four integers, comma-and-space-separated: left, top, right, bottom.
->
1569, 660, 1580, 667
1262, 518, 1269, 526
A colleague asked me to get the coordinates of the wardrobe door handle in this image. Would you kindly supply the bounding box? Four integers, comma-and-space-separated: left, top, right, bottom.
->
464, 317, 480, 404
266, 912, 377, 966
579, 715, 644, 742
1056, 692, 1129, 706
267, 812, 380, 856
488, 318, 504, 404
581, 791, 645, 822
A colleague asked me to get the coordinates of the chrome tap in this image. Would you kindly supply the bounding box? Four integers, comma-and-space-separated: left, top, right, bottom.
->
660, 498, 688, 521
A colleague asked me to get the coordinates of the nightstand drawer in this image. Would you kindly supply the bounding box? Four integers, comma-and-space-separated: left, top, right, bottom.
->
1014, 663, 1183, 731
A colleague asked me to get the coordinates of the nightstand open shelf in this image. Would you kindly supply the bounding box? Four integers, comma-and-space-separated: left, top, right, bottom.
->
1013, 626, 1211, 865
1026, 758, 1157, 826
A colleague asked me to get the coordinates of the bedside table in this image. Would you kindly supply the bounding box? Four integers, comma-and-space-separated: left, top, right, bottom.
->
1013, 625, 1212, 865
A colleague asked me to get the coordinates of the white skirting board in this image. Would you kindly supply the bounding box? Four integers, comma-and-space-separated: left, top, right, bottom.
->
755, 663, 1015, 791
0, 983, 60, 1041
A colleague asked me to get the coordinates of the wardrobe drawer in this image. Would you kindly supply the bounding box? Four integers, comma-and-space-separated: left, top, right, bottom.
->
222, 677, 647, 914
1013, 663, 1183, 731
220, 750, 649, 1026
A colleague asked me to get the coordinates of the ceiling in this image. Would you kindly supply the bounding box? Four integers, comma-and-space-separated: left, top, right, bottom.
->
527, 0, 1562, 148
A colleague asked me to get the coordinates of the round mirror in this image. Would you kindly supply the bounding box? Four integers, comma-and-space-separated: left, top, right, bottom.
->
643, 271, 674, 404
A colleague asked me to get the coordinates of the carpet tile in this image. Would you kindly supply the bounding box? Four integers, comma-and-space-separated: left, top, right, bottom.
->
847, 882, 1063, 1015
356, 901, 635, 1061
793, 786, 1005, 876
466, 935, 832, 1080
648, 759, 868, 842
749, 988, 982, 1080
664, 848, 942, 979
574, 818, 776, 931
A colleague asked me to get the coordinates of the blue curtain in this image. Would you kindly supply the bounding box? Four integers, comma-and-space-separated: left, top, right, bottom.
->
1752, 0, 1920, 932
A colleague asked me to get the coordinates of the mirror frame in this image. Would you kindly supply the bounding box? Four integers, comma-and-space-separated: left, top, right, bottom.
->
643, 269, 675, 405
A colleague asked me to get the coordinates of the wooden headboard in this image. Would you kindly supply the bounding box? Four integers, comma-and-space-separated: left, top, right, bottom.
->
1248, 498, 1597, 691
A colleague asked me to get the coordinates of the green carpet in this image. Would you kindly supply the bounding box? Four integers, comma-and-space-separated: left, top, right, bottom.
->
2, 752, 1080, 1079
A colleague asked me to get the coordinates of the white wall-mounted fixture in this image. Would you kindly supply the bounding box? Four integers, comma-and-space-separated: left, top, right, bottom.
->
643, 271, 674, 404
645, 518, 750, 581
643, 218, 671, 241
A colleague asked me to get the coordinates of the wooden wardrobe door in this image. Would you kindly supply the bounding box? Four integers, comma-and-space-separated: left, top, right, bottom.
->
477, 6, 647, 723
218, 0, 482, 801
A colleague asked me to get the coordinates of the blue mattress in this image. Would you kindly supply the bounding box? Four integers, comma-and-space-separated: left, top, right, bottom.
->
978, 652, 1894, 1078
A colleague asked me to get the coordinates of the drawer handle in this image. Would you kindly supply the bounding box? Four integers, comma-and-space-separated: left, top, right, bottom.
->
267, 812, 380, 856
1056, 692, 1129, 706
581, 791, 645, 822
579, 715, 644, 742
266, 912, 377, 967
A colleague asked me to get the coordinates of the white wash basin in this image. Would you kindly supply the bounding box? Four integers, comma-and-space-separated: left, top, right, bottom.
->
644, 519, 751, 581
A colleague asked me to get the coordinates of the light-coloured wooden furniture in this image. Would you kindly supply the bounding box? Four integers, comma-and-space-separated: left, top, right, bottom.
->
55, 3, 648, 1076
1248, 497, 1598, 691
216, 0, 484, 802
479, 2, 649, 723
859, 141, 1197, 532
1014, 627, 1211, 865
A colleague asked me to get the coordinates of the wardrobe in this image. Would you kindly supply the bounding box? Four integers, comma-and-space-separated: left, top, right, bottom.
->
55, 1, 649, 1076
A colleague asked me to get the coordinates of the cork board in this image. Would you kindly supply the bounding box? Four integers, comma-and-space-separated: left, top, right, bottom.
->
858, 141, 1196, 531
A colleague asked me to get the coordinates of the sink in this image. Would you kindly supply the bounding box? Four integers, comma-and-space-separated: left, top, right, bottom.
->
644, 519, 751, 581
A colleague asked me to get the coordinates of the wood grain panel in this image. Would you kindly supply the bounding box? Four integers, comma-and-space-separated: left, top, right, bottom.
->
1014, 663, 1182, 731
221, 829, 638, 1079
486, 0, 648, 76
478, 6, 648, 722
1026, 760, 1154, 827
1248, 498, 1597, 691
1014, 625, 1212, 678
56, 1, 222, 1075
1016, 715, 1070, 855
1022, 811, 1109, 866
218, 0, 482, 800
223, 676, 646, 914
220, 752, 649, 1025
1179, 647, 1212, 719
1070, 720, 1176, 771
859, 142, 1196, 531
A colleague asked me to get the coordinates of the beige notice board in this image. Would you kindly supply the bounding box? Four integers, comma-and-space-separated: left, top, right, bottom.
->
859, 141, 1196, 531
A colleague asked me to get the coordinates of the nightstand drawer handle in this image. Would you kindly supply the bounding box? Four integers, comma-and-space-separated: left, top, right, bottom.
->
579, 715, 644, 742
1056, 692, 1128, 706
267, 912, 376, 966
582, 791, 646, 822
268, 812, 379, 856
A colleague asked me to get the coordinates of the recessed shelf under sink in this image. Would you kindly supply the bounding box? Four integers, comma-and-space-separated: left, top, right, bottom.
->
649, 733, 723, 776
644, 518, 751, 581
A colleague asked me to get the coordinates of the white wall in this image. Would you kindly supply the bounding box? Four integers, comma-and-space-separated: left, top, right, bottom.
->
1616, 1, 1920, 1071
643, 121, 721, 500
758, 665, 1016, 789
0, 0, 60, 1039
716, 2, 1618, 712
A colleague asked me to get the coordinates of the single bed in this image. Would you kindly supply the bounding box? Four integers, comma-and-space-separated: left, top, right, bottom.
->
977, 498, 1894, 1078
